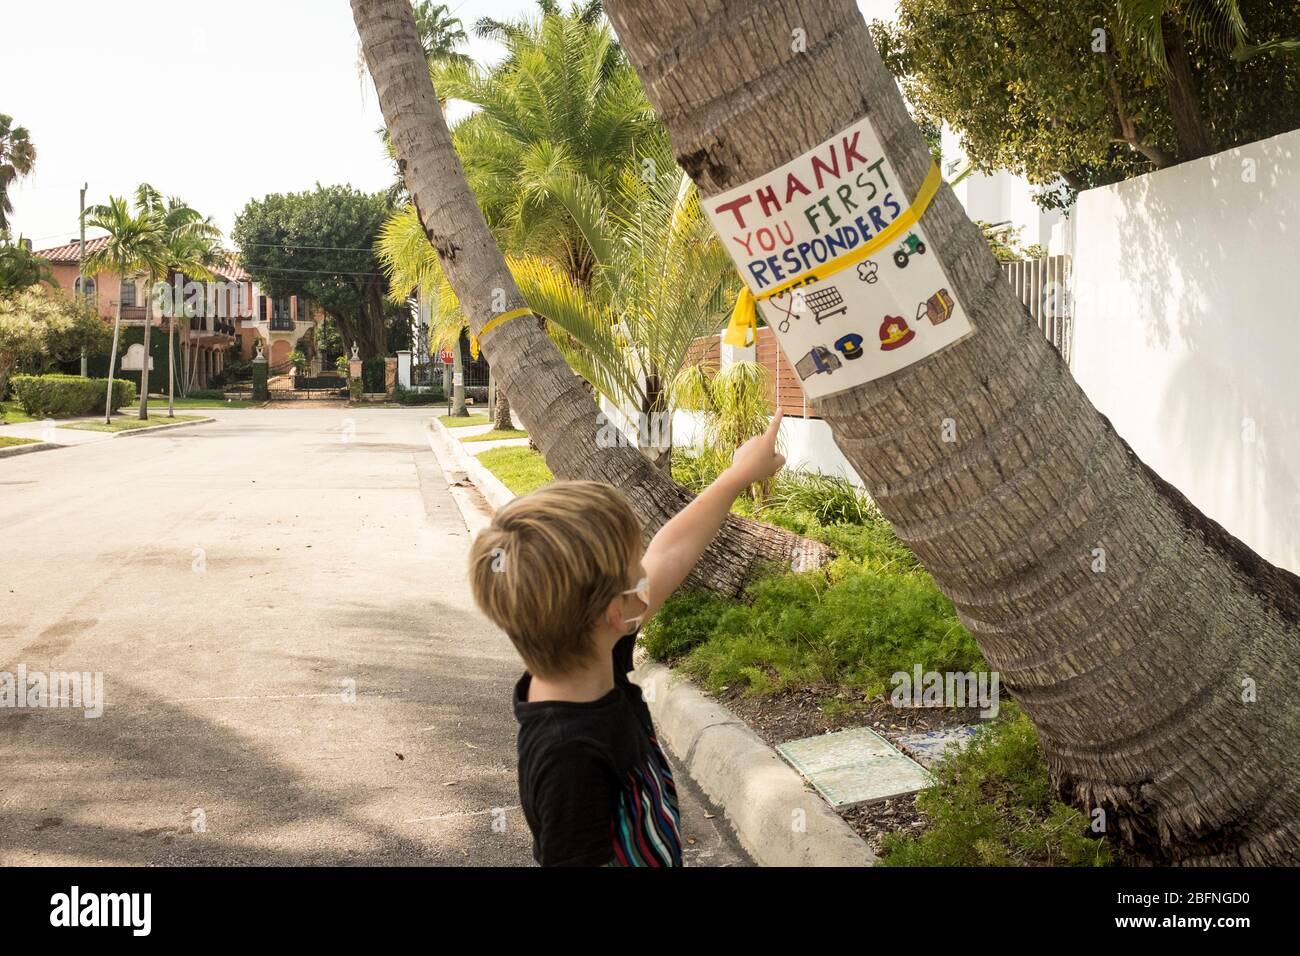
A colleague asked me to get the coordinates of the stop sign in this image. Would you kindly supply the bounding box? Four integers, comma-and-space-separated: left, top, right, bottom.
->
439, 348, 454, 365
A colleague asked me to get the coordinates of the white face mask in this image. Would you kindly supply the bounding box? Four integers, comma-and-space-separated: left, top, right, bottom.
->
619, 576, 651, 632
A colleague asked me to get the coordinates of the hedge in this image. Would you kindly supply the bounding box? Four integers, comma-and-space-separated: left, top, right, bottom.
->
10, 374, 138, 417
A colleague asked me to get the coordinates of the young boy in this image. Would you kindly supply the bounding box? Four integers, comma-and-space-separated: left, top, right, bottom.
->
469, 412, 786, 866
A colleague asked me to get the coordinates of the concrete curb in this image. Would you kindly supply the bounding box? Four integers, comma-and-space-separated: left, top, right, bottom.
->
427, 417, 516, 511
633, 654, 876, 867
105, 417, 216, 438
424, 419, 507, 537
425, 419, 876, 866
0, 440, 58, 459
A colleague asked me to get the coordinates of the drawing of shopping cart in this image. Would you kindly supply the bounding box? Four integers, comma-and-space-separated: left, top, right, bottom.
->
802, 284, 848, 324
796, 346, 842, 380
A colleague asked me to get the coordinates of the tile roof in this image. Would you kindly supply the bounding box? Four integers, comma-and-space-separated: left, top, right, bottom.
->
34, 239, 250, 283
35, 236, 111, 262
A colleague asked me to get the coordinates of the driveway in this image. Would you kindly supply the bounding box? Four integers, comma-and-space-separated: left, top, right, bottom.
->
0, 407, 747, 866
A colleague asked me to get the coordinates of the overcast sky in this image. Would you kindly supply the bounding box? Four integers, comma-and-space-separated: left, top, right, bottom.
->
4, 1, 896, 251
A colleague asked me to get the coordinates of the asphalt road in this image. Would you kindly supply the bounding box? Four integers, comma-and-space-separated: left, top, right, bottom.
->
0, 407, 746, 866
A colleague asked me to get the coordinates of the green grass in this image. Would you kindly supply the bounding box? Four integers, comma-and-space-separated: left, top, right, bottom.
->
0, 435, 39, 448
440, 413, 491, 428
461, 428, 528, 443
477, 445, 553, 495
878, 705, 1113, 867
0, 401, 38, 425
60, 413, 207, 433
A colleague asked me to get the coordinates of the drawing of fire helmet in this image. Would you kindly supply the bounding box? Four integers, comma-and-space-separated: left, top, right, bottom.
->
879, 314, 916, 351
796, 346, 842, 380
917, 288, 955, 326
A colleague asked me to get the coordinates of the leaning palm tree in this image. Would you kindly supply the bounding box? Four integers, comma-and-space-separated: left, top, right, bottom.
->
599, 0, 1300, 864
0, 115, 37, 240
82, 196, 166, 424
379, 158, 738, 466
354, 0, 832, 598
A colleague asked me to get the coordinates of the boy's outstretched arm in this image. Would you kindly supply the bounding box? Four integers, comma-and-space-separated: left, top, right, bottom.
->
641, 411, 786, 616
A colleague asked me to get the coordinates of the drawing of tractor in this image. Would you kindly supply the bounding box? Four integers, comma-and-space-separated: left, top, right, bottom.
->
796, 346, 842, 380
892, 232, 927, 269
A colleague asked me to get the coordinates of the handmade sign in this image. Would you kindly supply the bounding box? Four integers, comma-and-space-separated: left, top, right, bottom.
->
704, 115, 974, 400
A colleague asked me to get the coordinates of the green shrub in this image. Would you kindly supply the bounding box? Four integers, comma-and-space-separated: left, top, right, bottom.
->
348, 379, 364, 401
11, 374, 137, 417
879, 706, 1113, 867
766, 469, 879, 526
661, 557, 981, 698
393, 384, 445, 405
187, 389, 225, 401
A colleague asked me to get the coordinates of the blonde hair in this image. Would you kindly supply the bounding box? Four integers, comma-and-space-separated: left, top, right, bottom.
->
469, 481, 643, 678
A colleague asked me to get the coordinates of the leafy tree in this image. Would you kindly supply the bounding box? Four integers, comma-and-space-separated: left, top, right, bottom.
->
0, 115, 36, 240
872, 0, 1300, 206
233, 185, 395, 358
0, 285, 108, 398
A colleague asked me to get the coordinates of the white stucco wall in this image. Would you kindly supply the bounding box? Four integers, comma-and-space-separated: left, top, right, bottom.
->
1071, 128, 1300, 573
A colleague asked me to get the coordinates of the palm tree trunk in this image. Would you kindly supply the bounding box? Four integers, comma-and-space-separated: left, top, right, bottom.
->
451, 332, 468, 417
166, 316, 175, 417
104, 302, 124, 425
603, 0, 1300, 865
138, 275, 153, 420
352, 0, 832, 596
493, 383, 513, 431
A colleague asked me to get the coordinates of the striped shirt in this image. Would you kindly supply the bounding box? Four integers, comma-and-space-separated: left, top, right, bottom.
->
514, 633, 683, 867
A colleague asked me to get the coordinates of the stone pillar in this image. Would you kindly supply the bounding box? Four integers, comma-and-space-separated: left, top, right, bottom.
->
252, 350, 269, 402
396, 349, 412, 389
384, 356, 398, 398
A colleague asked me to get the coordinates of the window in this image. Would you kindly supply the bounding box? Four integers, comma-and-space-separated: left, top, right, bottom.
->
120, 279, 137, 308
74, 277, 97, 304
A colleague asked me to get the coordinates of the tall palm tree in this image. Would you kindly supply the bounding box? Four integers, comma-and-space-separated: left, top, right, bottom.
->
602, 0, 1300, 864
136, 186, 223, 416
82, 196, 166, 424
433, 8, 663, 284
412, 2, 471, 67
353, 0, 832, 597
0, 115, 37, 241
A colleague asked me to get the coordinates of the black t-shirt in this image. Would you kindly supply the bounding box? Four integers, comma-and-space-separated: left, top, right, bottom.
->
513, 633, 683, 866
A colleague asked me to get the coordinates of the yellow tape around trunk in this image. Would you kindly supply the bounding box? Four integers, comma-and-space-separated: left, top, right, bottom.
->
723, 161, 943, 348
470, 306, 532, 359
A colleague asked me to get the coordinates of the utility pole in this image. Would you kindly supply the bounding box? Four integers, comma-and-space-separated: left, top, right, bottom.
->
79, 183, 88, 377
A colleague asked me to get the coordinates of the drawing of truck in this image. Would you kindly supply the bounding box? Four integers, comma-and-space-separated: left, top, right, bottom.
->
796, 346, 842, 380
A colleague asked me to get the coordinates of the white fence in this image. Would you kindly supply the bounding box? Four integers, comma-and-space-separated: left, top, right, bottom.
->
1002, 255, 1073, 361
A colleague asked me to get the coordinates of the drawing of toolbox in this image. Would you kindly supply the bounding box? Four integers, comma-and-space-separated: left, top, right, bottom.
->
919, 288, 955, 325
803, 284, 848, 324
796, 346, 842, 380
